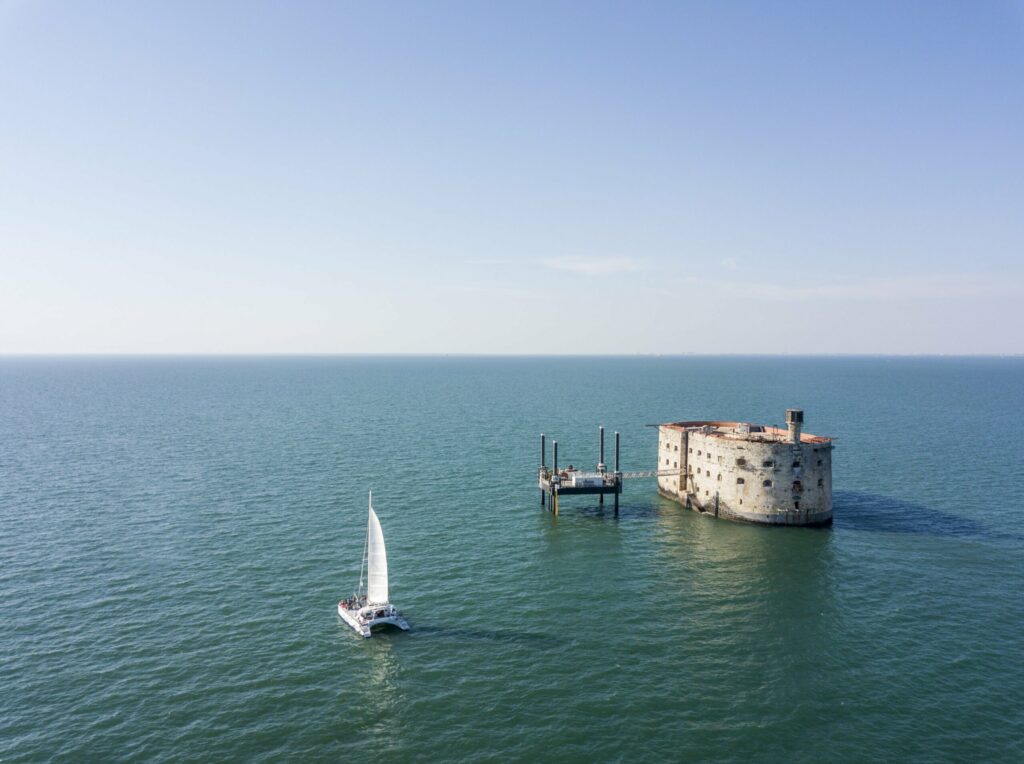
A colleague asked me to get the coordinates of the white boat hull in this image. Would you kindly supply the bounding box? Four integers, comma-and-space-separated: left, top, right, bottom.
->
338, 601, 410, 638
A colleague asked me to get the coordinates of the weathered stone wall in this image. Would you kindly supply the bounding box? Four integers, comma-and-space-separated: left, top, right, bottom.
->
657, 423, 832, 526
657, 426, 686, 497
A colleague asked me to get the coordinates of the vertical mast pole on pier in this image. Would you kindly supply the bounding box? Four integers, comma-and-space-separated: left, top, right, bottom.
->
598, 425, 605, 506
540, 433, 546, 507
614, 431, 621, 514
552, 440, 559, 516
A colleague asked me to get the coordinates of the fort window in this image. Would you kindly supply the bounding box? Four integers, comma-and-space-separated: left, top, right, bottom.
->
689, 448, 693, 454
817, 478, 824, 487
706, 470, 710, 477
817, 459, 823, 466
736, 458, 746, 466
697, 450, 701, 456
794, 501, 800, 510
717, 474, 722, 481
674, 445, 678, 451
665, 458, 670, 465
673, 462, 678, 468
763, 479, 772, 487
763, 460, 774, 467
792, 480, 802, 492
792, 461, 801, 469
736, 477, 745, 485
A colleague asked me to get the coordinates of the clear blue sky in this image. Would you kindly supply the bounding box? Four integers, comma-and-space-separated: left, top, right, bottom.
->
1, 1, 1022, 354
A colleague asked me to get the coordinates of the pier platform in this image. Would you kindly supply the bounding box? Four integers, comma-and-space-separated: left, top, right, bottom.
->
538, 427, 681, 515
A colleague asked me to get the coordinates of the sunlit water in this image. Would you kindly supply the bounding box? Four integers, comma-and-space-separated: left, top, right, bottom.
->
1, 356, 1022, 762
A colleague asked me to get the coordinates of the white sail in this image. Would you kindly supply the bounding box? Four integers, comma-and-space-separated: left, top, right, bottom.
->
366, 504, 389, 604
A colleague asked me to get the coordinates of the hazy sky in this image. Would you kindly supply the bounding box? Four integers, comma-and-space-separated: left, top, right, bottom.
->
1, 1, 1022, 354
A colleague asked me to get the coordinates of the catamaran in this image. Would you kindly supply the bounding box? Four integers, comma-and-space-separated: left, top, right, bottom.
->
338, 491, 409, 638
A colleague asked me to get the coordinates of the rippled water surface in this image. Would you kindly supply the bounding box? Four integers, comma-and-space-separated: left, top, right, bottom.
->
1, 356, 1022, 762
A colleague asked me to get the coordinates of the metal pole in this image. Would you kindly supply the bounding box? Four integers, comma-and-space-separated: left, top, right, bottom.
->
540, 434, 546, 506
614, 431, 621, 514
552, 440, 559, 516
598, 425, 605, 505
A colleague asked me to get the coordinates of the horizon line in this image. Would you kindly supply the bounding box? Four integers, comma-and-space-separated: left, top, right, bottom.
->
1, 352, 1022, 359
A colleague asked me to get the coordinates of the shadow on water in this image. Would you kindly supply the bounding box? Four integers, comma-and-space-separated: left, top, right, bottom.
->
834, 490, 1011, 540
552, 500, 662, 522
408, 624, 562, 647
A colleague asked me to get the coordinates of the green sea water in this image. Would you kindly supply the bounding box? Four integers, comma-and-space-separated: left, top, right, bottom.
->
1, 356, 1022, 762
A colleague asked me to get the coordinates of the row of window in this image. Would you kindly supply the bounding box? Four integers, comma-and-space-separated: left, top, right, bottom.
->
682, 452, 825, 469
688, 473, 825, 488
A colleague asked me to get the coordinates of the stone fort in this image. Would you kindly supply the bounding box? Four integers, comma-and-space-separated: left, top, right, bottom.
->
657, 409, 833, 526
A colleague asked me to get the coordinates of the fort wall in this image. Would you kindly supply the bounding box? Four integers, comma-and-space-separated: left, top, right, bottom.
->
657, 411, 832, 526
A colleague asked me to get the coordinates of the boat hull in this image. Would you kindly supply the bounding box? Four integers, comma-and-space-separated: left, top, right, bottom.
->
338, 602, 409, 638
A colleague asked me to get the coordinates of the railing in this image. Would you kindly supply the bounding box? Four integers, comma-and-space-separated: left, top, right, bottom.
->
620, 469, 683, 479
540, 468, 683, 481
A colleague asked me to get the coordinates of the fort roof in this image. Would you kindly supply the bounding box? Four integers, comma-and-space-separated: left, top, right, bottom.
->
661, 421, 832, 445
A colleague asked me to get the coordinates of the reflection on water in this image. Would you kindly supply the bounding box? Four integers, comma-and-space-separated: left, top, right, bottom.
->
345, 635, 403, 749
567, 499, 663, 522
652, 501, 839, 665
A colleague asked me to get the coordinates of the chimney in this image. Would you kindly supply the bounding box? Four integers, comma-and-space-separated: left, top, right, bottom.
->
786, 409, 803, 444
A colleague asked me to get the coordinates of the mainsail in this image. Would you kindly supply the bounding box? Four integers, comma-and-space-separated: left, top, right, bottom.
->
366, 502, 389, 604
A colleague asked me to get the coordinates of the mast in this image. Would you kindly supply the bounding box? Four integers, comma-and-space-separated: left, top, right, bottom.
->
357, 490, 371, 597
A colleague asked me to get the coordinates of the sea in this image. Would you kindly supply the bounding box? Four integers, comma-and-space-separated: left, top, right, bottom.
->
1, 356, 1022, 762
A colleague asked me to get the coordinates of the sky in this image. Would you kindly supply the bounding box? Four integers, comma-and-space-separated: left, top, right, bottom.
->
1, 0, 1022, 354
